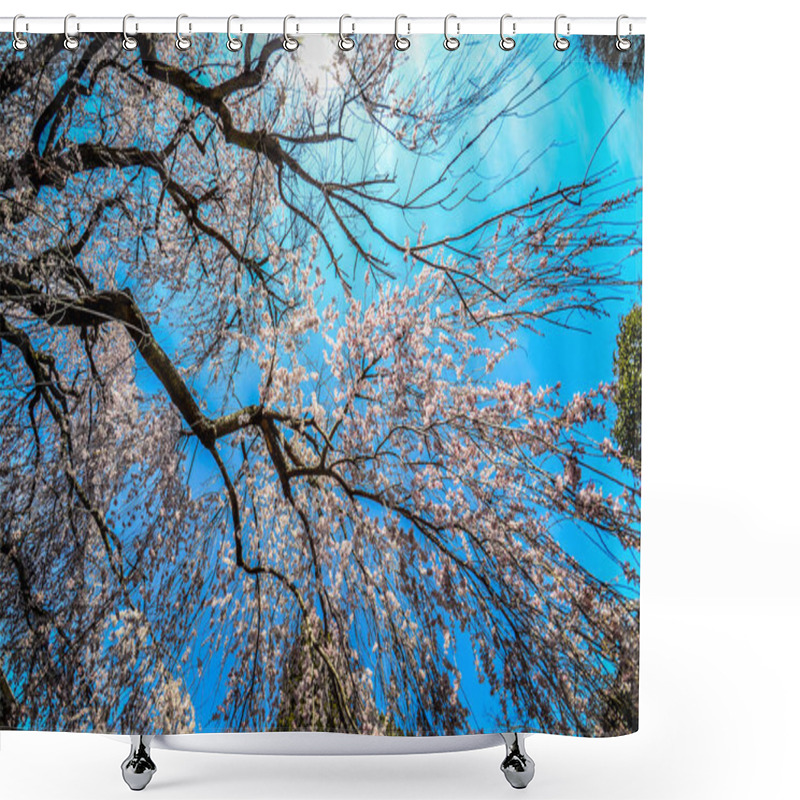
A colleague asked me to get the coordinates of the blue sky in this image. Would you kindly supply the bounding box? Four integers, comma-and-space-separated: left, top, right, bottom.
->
18, 33, 642, 732
167, 35, 643, 731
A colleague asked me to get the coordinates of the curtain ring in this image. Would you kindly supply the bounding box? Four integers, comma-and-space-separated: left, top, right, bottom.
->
554, 14, 570, 51
12, 14, 28, 51
122, 14, 138, 51
227, 15, 243, 51
175, 13, 191, 51
64, 13, 79, 51
499, 14, 515, 50
338, 14, 355, 51
616, 14, 632, 51
283, 15, 299, 51
443, 14, 460, 51
394, 14, 410, 50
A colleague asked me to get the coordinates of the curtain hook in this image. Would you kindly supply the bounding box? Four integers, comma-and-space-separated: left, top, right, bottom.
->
12, 14, 28, 51
64, 13, 79, 50
499, 14, 515, 50
443, 14, 460, 51
338, 14, 355, 51
394, 14, 410, 51
122, 14, 138, 50
283, 15, 299, 51
227, 15, 243, 51
554, 14, 570, 51
175, 13, 191, 51
616, 14, 632, 51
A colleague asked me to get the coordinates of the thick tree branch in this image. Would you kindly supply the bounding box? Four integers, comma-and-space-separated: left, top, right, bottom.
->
0, 662, 18, 728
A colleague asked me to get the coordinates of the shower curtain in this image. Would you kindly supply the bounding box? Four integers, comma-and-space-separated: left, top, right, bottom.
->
0, 30, 643, 739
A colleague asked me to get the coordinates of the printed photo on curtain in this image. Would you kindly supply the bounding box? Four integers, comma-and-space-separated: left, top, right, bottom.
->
0, 29, 643, 746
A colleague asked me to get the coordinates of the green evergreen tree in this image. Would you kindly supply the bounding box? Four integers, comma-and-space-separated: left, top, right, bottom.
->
612, 305, 642, 475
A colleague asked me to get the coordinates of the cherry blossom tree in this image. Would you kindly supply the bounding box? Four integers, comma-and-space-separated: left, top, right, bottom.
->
0, 33, 641, 736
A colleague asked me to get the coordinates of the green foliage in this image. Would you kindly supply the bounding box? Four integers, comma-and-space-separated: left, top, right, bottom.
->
612, 304, 642, 475
274, 628, 406, 735
274, 631, 347, 733
599, 684, 639, 735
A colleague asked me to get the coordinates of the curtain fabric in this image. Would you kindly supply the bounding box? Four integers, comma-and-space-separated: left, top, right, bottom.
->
0, 32, 643, 737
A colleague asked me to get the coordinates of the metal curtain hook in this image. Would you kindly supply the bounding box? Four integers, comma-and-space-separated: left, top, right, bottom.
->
443, 14, 460, 51
338, 14, 355, 51
64, 13, 79, 50
12, 14, 28, 51
616, 14, 632, 51
499, 14, 515, 50
122, 14, 138, 50
394, 14, 410, 50
227, 15, 243, 51
554, 14, 570, 51
283, 15, 299, 51
176, 13, 191, 51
